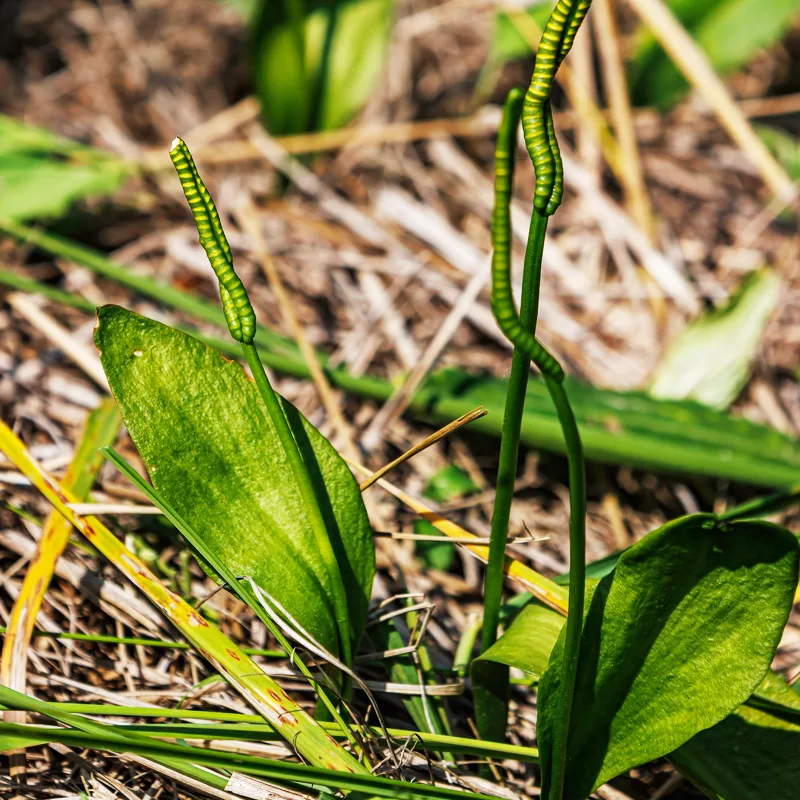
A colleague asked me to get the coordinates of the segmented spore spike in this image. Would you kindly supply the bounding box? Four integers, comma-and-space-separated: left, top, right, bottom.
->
521, 0, 593, 216
169, 137, 256, 344
491, 91, 565, 382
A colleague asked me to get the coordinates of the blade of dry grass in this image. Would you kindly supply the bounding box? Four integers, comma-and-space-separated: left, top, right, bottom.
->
594, 0, 654, 237
349, 459, 568, 615
359, 266, 490, 453
7, 293, 108, 388
138, 108, 501, 167
359, 407, 487, 490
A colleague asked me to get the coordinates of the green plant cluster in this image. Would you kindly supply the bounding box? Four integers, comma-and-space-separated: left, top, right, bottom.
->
2, 1, 800, 798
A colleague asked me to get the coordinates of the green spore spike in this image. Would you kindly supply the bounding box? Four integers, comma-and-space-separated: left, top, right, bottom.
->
544, 105, 564, 216
522, 0, 594, 215
490, 98, 564, 382
220, 284, 243, 342
169, 137, 256, 344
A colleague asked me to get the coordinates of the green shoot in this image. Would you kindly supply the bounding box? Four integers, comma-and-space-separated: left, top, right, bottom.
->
169, 137, 354, 670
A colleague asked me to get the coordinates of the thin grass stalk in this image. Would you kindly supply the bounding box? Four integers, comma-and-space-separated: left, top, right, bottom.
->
0, 418, 367, 776
0, 685, 244, 794
0, 626, 283, 655
0, 268, 95, 312
38, 704, 541, 762
0, 721, 496, 800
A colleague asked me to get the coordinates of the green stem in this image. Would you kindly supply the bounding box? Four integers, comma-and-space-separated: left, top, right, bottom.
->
0, 685, 230, 791
453, 613, 483, 678
476, 212, 548, 742
719, 485, 800, 521
0, 625, 283, 656
241, 343, 352, 669
543, 376, 586, 800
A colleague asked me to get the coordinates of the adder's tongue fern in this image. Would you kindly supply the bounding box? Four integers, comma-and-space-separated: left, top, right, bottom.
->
522, 0, 593, 215
483, 3, 591, 798
168, 138, 354, 671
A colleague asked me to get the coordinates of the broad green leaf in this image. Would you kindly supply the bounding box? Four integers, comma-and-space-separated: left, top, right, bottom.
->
537, 514, 799, 799
648, 269, 780, 409
474, 601, 564, 679
630, 0, 800, 107
251, 0, 394, 134
415, 371, 800, 488
672, 672, 800, 800
476, 1, 556, 99
0, 115, 130, 222
750, 668, 800, 715
553, 551, 620, 585
0, 728, 51, 752
414, 465, 478, 571
94, 305, 374, 661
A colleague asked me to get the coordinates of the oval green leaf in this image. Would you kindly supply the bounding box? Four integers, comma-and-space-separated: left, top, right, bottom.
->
648, 269, 780, 410
95, 305, 374, 661
537, 514, 799, 799
475, 601, 564, 680
0, 114, 130, 222
672, 672, 800, 800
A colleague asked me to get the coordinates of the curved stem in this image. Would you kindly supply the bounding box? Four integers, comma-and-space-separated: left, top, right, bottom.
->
241, 343, 352, 669
542, 376, 586, 800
